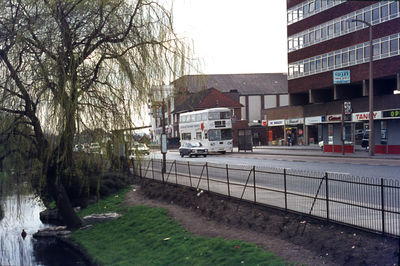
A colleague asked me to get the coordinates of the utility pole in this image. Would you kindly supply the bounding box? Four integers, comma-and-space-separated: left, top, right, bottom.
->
161, 99, 167, 174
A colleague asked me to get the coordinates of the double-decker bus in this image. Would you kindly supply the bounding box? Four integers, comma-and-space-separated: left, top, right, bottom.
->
179, 108, 233, 154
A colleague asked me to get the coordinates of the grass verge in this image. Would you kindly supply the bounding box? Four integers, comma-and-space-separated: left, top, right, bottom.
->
70, 187, 288, 265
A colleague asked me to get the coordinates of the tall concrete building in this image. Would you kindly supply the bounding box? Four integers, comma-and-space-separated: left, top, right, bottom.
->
266, 0, 400, 153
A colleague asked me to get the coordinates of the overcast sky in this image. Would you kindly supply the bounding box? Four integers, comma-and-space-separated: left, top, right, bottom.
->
172, 0, 288, 75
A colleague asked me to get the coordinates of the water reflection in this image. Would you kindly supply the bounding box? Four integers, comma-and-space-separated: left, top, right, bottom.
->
0, 192, 47, 265
0, 176, 89, 265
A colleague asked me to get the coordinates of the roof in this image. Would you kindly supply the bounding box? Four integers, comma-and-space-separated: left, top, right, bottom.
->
172, 73, 288, 95
173, 88, 242, 114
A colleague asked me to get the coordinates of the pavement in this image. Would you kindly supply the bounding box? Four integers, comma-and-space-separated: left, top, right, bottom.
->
235, 144, 400, 160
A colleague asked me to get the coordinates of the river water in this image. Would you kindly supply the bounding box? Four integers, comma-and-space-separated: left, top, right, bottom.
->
0, 178, 88, 265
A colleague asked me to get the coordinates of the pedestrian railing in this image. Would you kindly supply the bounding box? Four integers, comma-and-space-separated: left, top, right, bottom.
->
133, 158, 400, 236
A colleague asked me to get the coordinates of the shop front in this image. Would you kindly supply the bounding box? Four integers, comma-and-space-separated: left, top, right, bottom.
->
267, 119, 285, 146
285, 118, 304, 145
353, 109, 400, 154
321, 114, 354, 153
305, 116, 322, 145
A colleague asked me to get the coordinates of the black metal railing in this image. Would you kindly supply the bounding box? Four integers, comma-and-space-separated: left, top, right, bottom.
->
133, 158, 400, 236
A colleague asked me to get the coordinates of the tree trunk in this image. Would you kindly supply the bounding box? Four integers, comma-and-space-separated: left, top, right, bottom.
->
46, 149, 82, 229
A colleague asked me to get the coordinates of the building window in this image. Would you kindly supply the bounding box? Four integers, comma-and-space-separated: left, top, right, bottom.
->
304, 62, 309, 73
328, 55, 334, 67
342, 52, 348, 64
335, 54, 341, 65
321, 27, 327, 39
372, 7, 379, 22
364, 11, 371, 24
356, 48, 363, 61
316, 59, 321, 70
349, 49, 355, 63
373, 43, 380, 56
390, 2, 398, 16
390, 39, 398, 53
315, 29, 321, 41
328, 24, 333, 36
264, 95, 277, 109
364, 45, 371, 59
322, 57, 327, 69
279, 95, 289, 107
334, 22, 340, 34
309, 2, 315, 12
309, 32, 314, 42
310, 61, 315, 72
356, 14, 363, 27
381, 5, 389, 20
381, 40, 389, 55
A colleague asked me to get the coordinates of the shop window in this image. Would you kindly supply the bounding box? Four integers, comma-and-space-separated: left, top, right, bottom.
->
344, 124, 352, 144
328, 124, 333, 145
380, 121, 387, 144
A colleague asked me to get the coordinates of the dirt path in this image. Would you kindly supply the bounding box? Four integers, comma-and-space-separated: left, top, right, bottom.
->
123, 178, 398, 265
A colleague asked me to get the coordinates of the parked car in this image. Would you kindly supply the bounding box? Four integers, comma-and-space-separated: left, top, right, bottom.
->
179, 142, 208, 157
129, 142, 150, 157
89, 142, 101, 153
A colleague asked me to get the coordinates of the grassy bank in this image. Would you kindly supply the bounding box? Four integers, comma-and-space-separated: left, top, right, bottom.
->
70, 188, 288, 265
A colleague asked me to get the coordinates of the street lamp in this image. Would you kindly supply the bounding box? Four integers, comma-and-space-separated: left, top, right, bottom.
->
348, 19, 374, 156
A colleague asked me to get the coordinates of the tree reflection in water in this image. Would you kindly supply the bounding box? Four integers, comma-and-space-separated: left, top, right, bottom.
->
0, 172, 46, 266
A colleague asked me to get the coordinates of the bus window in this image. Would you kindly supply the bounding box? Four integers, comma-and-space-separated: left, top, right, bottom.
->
202, 113, 207, 121
181, 133, 191, 140
196, 114, 202, 121
220, 111, 231, 119
208, 111, 231, 120
208, 129, 232, 141
191, 115, 196, 122
196, 132, 202, 140
181, 115, 187, 123
208, 112, 219, 120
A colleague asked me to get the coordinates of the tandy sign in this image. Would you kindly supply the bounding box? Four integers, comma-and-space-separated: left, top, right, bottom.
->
352, 111, 382, 121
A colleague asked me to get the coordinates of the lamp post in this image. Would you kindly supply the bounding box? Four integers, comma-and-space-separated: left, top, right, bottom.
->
349, 19, 374, 156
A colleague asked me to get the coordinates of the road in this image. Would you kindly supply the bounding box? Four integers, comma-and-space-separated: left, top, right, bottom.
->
135, 150, 400, 235
149, 150, 400, 180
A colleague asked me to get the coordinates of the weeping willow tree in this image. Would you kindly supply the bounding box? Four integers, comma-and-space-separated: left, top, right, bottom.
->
0, 0, 189, 228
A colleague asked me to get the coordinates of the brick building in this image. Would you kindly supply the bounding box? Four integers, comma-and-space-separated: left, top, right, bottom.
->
266, 0, 400, 153
172, 73, 288, 145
